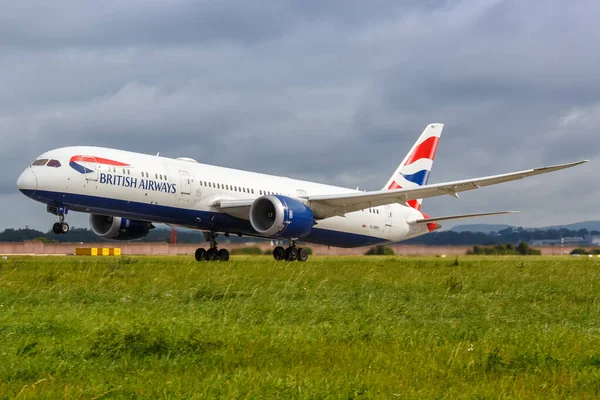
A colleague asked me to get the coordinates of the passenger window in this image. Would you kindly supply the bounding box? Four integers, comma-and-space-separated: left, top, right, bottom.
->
251, 189, 254, 194
46, 159, 61, 168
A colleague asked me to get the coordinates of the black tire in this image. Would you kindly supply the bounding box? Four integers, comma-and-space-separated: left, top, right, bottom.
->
60, 222, 70, 234
286, 247, 298, 261
273, 246, 286, 261
52, 222, 61, 235
297, 248, 309, 262
195, 248, 207, 261
206, 248, 219, 261
218, 249, 230, 261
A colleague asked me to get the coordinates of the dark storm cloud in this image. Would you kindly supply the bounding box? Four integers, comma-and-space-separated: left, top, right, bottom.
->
0, 1, 292, 48
1, 0, 599, 229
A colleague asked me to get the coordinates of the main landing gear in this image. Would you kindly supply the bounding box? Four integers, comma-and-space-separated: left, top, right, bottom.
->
48, 205, 70, 235
273, 240, 309, 262
194, 231, 230, 262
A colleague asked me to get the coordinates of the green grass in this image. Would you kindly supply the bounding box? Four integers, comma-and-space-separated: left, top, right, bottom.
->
1, 255, 600, 399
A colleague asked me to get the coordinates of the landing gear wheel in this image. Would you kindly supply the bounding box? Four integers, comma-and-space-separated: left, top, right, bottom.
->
52, 222, 61, 235
297, 248, 309, 262
286, 247, 298, 261
206, 248, 219, 261
60, 222, 70, 234
218, 249, 230, 261
273, 246, 286, 261
195, 248, 207, 261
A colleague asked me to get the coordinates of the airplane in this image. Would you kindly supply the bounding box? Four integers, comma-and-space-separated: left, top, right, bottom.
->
16, 123, 587, 262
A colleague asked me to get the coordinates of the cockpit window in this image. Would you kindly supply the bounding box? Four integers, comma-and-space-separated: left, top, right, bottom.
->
32, 159, 48, 166
47, 159, 61, 168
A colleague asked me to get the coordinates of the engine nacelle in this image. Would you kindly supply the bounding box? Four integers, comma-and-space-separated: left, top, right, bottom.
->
249, 195, 314, 238
89, 214, 154, 241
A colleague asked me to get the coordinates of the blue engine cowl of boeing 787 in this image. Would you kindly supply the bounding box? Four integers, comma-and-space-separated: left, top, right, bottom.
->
90, 214, 154, 240
249, 195, 314, 239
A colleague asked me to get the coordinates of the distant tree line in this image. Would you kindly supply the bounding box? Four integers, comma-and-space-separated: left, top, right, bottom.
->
467, 242, 541, 255
403, 227, 598, 246
0, 227, 256, 244
0, 226, 596, 245
570, 248, 600, 255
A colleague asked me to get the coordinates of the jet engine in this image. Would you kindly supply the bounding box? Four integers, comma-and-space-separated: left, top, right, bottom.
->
249, 195, 314, 238
89, 214, 154, 240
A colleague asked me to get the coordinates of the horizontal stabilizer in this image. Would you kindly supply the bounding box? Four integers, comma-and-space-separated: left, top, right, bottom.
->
407, 211, 519, 225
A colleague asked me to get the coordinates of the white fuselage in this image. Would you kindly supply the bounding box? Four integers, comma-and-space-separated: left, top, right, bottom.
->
17, 146, 430, 247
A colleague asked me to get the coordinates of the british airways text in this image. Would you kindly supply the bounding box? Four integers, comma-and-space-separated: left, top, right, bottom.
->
99, 173, 177, 194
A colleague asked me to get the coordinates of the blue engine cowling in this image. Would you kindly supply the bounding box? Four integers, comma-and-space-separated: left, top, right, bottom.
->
89, 214, 154, 240
249, 195, 314, 238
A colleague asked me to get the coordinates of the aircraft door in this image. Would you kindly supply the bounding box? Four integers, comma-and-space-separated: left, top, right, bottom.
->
179, 170, 191, 195
384, 205, 393, 231
85, 157, 98, 181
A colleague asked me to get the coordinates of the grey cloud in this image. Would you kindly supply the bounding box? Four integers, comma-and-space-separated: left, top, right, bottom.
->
0, 1, 294, 48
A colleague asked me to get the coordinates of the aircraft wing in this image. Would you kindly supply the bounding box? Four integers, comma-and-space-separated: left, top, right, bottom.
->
305, 160, 588, 218
213, 199, 254, 220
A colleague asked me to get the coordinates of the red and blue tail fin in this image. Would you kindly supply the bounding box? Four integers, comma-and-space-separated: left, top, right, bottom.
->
383, 123, 443, 210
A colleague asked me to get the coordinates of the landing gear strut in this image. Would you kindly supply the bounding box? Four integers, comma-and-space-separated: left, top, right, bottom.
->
273, 240, 309, 262
48, 205, 70, 235
195, 231, 229, 262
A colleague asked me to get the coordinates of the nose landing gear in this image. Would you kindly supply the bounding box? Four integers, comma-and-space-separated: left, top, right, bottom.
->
48, 205, 70, 235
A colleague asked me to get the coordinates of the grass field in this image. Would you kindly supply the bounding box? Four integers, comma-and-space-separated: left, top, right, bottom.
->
1, 255, 600, 399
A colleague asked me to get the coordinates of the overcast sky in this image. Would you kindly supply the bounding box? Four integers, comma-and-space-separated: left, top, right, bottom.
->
2, 0, 599, 231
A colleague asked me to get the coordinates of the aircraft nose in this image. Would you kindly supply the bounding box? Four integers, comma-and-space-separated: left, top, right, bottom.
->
17, 168, 38, 194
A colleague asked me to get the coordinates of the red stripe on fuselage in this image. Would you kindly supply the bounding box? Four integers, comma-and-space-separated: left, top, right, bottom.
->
385, 181, 422, 211
408, 200, 421, 211
404, 136, 439, 166
420, 211, 437, 232
70, 155, 130, 167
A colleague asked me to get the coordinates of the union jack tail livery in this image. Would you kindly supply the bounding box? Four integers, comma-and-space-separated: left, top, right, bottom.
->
383, 123, 443, 210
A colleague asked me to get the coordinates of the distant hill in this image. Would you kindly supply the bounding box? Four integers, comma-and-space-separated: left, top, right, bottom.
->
541, 221, 600, 232
452, 221, 600, 233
